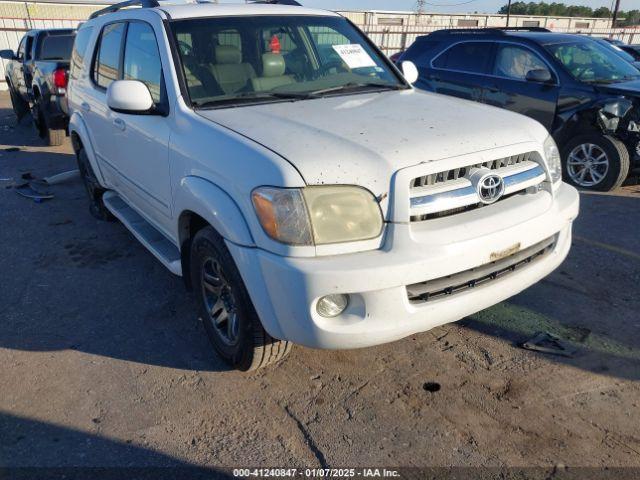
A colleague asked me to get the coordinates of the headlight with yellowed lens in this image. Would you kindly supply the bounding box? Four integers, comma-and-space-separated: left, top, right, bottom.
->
303, 186, 383, 245
252, 186, 383, 246
544, 135, 562, 183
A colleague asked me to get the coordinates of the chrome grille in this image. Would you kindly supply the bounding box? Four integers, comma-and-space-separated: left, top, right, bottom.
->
411, 153, 533, 188
409, 152, 546, 222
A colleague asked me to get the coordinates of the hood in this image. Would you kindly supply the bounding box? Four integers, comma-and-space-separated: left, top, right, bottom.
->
198, 89, 547, 195
595, 78, 640, 96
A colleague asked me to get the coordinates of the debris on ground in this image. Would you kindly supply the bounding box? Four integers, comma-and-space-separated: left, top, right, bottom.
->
14, 183, 55, 202
521, 331, 578, 358
37, 169, 80, 186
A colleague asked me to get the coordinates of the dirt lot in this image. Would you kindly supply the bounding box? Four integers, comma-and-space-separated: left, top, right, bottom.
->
1, 91, 640, 475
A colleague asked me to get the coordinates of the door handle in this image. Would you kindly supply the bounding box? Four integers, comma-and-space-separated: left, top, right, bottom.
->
80, 102, 90, 112
113, 118, 126, 131
487, 85, 500, 93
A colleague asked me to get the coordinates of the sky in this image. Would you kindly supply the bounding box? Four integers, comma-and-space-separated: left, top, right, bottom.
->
217, 0, 635, 15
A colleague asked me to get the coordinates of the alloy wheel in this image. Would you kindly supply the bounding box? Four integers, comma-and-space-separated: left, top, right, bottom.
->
567, 143, 610, 187
200, 257, 239, 346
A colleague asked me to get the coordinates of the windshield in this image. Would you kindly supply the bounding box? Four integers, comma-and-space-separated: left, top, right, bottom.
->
38, 34, 75, 61
545, 40, 640, 84
170, 15, 404, 108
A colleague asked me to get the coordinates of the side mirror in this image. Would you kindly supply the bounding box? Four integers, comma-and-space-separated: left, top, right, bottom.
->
0, 49, 16, 60
401, 60, 419, 84
525, 68, 553, 83
107, 80, 154, 114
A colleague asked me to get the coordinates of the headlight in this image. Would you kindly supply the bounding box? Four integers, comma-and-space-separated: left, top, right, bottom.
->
252, 186, 383, 246
544, 135, 562, 183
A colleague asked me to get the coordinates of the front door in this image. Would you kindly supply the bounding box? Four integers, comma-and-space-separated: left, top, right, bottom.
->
105, 20, 172, 230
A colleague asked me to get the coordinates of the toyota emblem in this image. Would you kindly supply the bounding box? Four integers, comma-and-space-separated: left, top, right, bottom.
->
477, 174, 505, 204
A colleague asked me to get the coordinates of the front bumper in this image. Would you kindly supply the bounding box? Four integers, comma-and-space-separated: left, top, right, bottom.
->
228, 183, 579, 349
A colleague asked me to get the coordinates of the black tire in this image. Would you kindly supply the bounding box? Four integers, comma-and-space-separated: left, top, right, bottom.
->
190, 226, 292, 371
32, 100, 64, 146
8, 84, 29, 121
561, 133, 629, 192
76, 148, 114, 221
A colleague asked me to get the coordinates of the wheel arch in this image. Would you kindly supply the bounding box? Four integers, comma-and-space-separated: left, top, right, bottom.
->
176, 177, 255, 290
68, 113, 107, 186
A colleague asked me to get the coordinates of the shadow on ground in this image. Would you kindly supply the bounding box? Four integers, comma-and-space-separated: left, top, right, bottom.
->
462, 192, 640, 380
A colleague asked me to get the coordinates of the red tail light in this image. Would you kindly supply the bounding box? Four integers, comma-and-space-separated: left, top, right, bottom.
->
53, 68, 68, 90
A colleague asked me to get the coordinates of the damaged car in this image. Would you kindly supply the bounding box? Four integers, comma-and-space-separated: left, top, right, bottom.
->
400, 29, 640, 191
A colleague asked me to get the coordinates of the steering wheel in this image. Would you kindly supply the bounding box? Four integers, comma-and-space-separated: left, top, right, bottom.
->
178, 41, 193, 56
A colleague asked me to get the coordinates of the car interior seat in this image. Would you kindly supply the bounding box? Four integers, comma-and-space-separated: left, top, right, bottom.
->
209, 45, 256, 95
251, 53, 295, 92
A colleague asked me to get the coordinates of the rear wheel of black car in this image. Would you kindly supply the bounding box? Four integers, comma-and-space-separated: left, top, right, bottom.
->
562, 133, 629, 192
77, 148, 114, 221
32, 99, 65, 146
190, 226, 292, 371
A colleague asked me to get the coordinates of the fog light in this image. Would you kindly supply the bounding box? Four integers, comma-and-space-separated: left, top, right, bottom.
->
316, 294, 349, 318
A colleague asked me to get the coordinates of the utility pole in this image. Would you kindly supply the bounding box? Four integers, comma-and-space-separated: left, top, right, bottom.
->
611, 0, 621, 28
416, 0, 426, 21
505, 0, 512, 27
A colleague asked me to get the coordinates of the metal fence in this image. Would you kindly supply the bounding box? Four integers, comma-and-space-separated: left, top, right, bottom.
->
1, 13, 82, 89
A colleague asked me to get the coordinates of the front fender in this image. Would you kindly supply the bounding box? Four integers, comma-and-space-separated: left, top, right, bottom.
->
68, 112, 106, 186
176, 176, 254, 247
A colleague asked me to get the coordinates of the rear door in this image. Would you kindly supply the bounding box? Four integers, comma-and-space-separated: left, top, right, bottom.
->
428, 41, 495, 103
483, 42, 559, 130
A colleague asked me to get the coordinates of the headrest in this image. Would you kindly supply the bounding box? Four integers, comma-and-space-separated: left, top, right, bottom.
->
262, 53, 286, 77
215, 45, 242, 65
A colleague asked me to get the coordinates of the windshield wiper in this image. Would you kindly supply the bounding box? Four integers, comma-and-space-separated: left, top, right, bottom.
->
193, 91, 313, 109
309, 82, 404, 97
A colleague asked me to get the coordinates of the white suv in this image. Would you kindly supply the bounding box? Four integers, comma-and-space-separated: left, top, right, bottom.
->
68, 0, 579, 370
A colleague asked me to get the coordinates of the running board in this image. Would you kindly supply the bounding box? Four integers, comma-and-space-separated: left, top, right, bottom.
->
103, 191, 182, 276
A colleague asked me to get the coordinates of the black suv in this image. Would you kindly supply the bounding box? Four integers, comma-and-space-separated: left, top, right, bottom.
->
400, 28, 640, 191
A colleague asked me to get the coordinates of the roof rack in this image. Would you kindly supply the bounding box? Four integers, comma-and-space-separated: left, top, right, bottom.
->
431, 27, 551, 35
89, 0, 160, 20
250, 0, 302, 5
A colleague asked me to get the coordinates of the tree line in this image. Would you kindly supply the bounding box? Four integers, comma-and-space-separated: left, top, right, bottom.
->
497, 2, 640, 25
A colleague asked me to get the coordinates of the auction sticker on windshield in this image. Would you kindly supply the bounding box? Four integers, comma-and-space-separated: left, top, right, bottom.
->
332, 44, 376, 69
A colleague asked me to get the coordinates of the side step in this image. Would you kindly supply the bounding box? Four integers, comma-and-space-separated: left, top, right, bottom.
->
103, 191, 182, 276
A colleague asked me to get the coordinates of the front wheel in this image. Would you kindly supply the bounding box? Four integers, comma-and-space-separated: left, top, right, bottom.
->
8, 85, 29, 120
190, 227, 292, 371
561, 133, 629, 191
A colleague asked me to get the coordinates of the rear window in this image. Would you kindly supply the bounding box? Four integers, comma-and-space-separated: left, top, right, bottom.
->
38, 34, 75, 61
402, 37, 442, 65
433, 41, 493, 74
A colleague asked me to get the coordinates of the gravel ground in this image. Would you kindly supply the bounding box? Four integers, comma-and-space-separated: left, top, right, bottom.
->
1, 92, 640, 475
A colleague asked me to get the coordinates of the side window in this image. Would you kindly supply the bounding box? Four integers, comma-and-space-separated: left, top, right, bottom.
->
494, 44, 548, 80
92, 22, 126, 89
217, 29, 242, 52
123, 22, 163, 103
433, 42, 493, 74
25, 36, 34, 60
70, 27, 94, 81
16, 37, 26, 60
